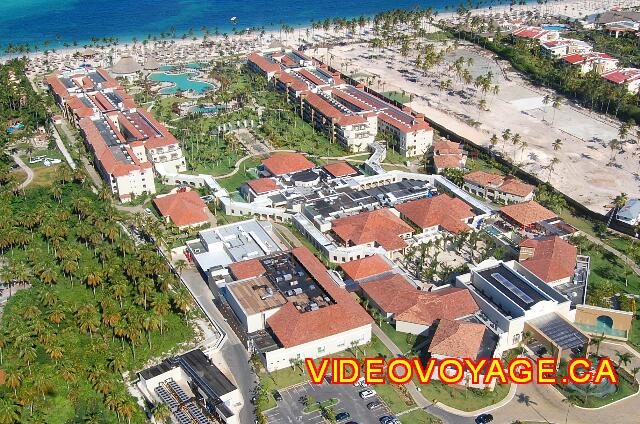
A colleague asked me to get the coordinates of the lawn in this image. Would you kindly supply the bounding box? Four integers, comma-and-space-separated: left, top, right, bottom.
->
554, 376, 638, 408
303, 398, 338, 413
256, 335, 417, 414
382, 90, 412, 104
379, 320, 426, 355
399, 408, 443, 424
215, 156, 262, 191
414, 380, 511, 412
30, 165, 59, 187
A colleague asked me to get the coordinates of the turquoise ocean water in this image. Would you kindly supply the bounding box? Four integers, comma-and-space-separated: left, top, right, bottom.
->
0, 0, 514, 51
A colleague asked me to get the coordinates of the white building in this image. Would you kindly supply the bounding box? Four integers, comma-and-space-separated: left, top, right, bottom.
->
455, 259, 578, 354
602, 68, 640, 93
138, 349, 241, 424
616, 198, 640, 226
223, 247, 373, 372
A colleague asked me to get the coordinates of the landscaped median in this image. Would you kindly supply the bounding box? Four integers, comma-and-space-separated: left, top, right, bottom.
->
253, 335, 442, 423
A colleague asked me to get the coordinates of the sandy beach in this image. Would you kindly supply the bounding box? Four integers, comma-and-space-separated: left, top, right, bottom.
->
12, 0, 640, 214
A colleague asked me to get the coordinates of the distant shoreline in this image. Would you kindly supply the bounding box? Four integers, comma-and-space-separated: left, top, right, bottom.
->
0, 0, 547, 58
2, 0, 612, 63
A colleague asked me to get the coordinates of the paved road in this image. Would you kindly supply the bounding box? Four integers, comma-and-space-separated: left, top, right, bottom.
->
10, 154, 33, 189
50, 123, 77, 170
180, 266, 258, 424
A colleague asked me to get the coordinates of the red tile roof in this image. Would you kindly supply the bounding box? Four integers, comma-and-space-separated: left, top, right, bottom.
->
323, 161, 358, 178
228, 258, 267, 280
331, 209, 414, 251
361, 277, 480, 325
433, 140, 462, 155
500, 201, 557, 227
153, 191, 208, 227
340, 255, 392, 281
267, 247, 373, 347
602, 68, 640, 84
248, 52, 281, 74
428, 319, 487, 360
246, 178, 279, 194
512, 26, 552, 39
464, 171, 534, 197
276, 71, 309, 92
261, 152, 315, 176
434, 155, 464, 171
520, 236, 577, 283
395, 194, 474, 234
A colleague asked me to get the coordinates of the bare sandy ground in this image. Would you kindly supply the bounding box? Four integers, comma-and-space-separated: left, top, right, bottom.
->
326, 37, 639, 214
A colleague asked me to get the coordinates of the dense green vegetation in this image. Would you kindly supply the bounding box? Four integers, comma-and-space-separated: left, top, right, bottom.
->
0, 164, 195, 423
569, 30, 640, 68
0, 59, 50, 143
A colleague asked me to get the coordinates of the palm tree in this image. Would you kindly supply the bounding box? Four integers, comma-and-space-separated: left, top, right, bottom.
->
5, 368, 22, 396
175, 259, 187, 275
172, 287, 191, 319
552, 139, 563, 151
607, 193, 628, 227
152, 403, 171, 423
615, 351, 632, 370
589, 333, 605, 356
142, 312, 160, 348
0, 398, 21, 424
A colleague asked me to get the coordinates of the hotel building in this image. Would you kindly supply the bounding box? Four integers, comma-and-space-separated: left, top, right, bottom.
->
46, 67, 186, 202
248, 49, 434, 157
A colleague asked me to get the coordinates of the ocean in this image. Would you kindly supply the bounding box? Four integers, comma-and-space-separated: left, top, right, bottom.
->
0, 0, 510, 51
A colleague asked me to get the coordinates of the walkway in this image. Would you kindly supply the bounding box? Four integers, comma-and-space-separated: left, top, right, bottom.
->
10, 154, 33, 189
58, 122, 102, 187
50, 123, 77, 170
583, 232, 640, 277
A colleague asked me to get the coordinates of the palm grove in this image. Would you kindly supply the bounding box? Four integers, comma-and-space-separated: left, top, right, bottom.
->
0, 116, 195, 424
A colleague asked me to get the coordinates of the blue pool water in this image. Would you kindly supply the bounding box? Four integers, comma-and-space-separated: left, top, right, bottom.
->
0, 0, 536, 52
191, 105, 225, 114
158, 63, 204, 72
6, 123, 24, 134
149, 72, 213, 95
542, 24, 568, 31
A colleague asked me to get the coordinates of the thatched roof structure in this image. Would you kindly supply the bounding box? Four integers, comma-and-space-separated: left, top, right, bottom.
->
143, 56, 161, 70
111, 55, 142, 75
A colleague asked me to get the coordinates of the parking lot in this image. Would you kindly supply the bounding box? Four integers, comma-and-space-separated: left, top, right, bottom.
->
265, 379, 394, 424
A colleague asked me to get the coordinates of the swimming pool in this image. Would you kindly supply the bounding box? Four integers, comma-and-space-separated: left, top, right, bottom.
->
158, 63, 204, 72
190, 105, 225, 114
149, 71, 213, 95
542, 24, 567, 31
484, 225, 502, 237
6, 123, 24, 134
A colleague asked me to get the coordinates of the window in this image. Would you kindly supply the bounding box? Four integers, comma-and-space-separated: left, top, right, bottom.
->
317, 346, 326, 354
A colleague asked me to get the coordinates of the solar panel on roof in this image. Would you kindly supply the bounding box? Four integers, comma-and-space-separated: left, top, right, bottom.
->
491, 272, 534, 304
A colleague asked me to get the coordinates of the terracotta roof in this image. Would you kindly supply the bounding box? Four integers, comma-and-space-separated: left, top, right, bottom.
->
434, 155, 464, 170
433, 140, 462, 155
323, 161, 358, 178
361, 277, 480, 325
464, 171, 534, 197
520, 236, 577, 283
428, 319, 487, 360
602, 68, 640, 84
248, 52, 281, 74
276, 71, 309, 92
153, 191, 208, 227
395, 194, 474, 234
246, 178, 278, 194
499, 177, 535, 197
340, 255, 392, 281
464, 170, 504, 187
228, 258, 267, 280
266, 247, 373, 347
261, 152, 315, 176
303, 92, 366, 126
500, 201, 557, 227
512, 26, 552, 39
331, 209, 414, 251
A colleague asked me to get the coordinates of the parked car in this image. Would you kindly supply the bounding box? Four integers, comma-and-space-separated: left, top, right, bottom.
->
359, 389, 377, 399
273, 391, 283, 402
475, 414, 494, 424
379, 416, 397, 424
367, 400, 383, 410
345, 422, 358, 424
353, 376, 366, 387
336, 412, 351, 422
